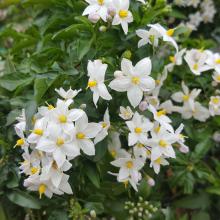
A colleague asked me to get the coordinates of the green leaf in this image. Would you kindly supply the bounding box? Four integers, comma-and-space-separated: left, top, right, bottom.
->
48, 210, 68, 220
85, 165, 100, 188
192, 211, 210, 220
34, 77, 48, 104
7, 190, 41, 209
206, 186, 220, 196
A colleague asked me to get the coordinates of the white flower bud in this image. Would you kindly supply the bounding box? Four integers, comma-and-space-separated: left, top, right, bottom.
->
88, 13, 100, 23
213, 132, 220, 142
108, 6, 116, 17
90, 210, 96, 218
99, 25, 107, 32
147, 177, 155, 187
139, 101, 148, 111
80, 104, 87, 109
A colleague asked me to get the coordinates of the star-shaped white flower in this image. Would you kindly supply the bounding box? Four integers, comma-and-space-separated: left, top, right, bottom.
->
55, 87, 81, 100
109, 58, 155, 108
87, 60, 112, 107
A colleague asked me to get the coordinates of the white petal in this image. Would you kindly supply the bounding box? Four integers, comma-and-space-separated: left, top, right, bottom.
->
127, 86, 143, 108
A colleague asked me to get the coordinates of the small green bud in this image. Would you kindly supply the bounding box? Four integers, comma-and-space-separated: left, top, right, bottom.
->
122, 50, 132, 59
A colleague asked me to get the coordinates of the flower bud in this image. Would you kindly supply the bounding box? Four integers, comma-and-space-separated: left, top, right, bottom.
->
88, 13, 100, 23
147, 177, 155, 187
122, 50, 132, 60
213, 131, 220, 142
90, 210, 96, 218
99, 25, 107, 32
139, 101, 148, 111
80, 104, 87, 109
108, 6, 116, 17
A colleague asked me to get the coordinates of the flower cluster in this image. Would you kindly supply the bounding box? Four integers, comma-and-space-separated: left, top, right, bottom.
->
175, 0, 216, 31
83, 0, 133, 34
14, 89, 110, 198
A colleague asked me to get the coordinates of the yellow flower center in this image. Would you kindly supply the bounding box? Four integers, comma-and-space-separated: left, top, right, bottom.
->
126, 161, 133, 169
156, 109, 166, 117
146, 150, 151, 156
131, 76, 140, 85
166, 29, 174, 37
169, 56, 176, 63
38, 184, 46, 199
59, 115, 67, 123
212, 97, 220, 104
154, 126, 161, 133
123, 180, 129, 188
48, 104, 54, 110
193, 63, 199, 70
216, 75, 220, 81
155, 157, 161, 164
183, 95, 189, 101
135, 127, 142, 134
88, 80, 97, 88
97, 0, 104, 5
56, 138, 64, 146
159, 139, 167, 147
215, 59, 220, 64
102, 122, 107, 128
119, 10, 128, 18
52, 161, 58, 170
34, 129, 43, 136
31, 167, 39, 175
155, 79, 160, 85
76, 132, 85, 139
110, 150, 117, 158
137, 143, 144, 148
16, 138, 25, 146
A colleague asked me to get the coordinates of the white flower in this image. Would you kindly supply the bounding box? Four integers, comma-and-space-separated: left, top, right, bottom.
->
186, 0, 200, 8
71, 114, 102, 156
110, 156, 144, 191
126, 112, 153, 146
94, 108, 110, 144
14, 109, 26, 138
136, 28, 161, 48
55, 87, 81, 100
148, 105, 173, 132
108, 132, 130, 158
206, 52, 220, 72
209, 96, 220, 116
52, 99, 84, 131
133, 143, 151, 162
27, 118, 47, 144
173, 124, 189, 153
36, 123, 79, 168
109, 58, 155, 108
87, 60, 112, 107
175, 102, 210, 122
184, 49, 211, 75
148, 23, 178, 51
212, 71, 220, 84
82, 0, 111, 22
171, 81, 201, 111
150, 156, 169, 174
188, 12, 202, 28
146, 129, 176, 161
119, 106, 133, 120
111, 0, 133, 35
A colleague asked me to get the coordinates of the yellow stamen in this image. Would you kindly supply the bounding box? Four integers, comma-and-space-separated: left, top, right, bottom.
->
34, 129, 43, 136
212, 97, 220, 104
131, 76, 140, 85
97, 0, 104, 5
119, 10, 128, 18
183, 95, 189, 101
156, 109, 166, 117
146, 150, 151, 156
56, 138, 64, 146
155, 79, 161, 85
216, 75, 220, 81
87, 80, 97, 88
135, 127, 142, 134
123, 180, 129, 188
32, 116, 36, 125
76, 132, 85, 139
215, 59, 220, 64
155, 157, 161, 164
159, 139, 167, 147
38, 184, 46, 199
193, 63, 199, 70
110, 150, 117, 158
154, 126, 160, 133
48, 104, 54, 110
126, 161, 133, 169
137, 143, 144, 148
169, 56, 176, 63
52, 161, 58, 170
102, 122, 107, 128
16, 138, 25, 146
166, 29, 174, 37
59, 115, 67, 123
31, 167, 39, 175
